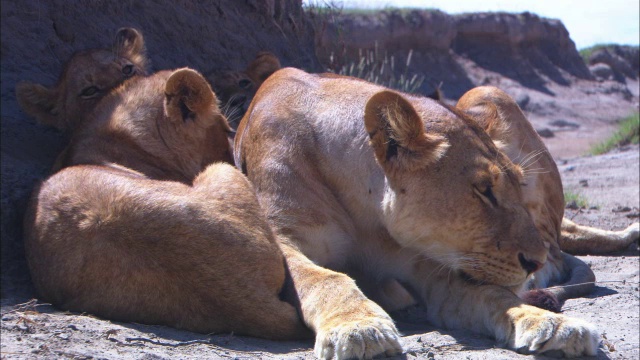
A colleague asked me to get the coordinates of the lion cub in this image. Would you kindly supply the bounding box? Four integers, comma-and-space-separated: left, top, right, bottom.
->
20, 67, 309, 339
208, 51, 281, 129
16, 28, 147, 131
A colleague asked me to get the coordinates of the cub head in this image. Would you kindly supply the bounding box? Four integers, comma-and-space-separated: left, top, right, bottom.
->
16, 27, 147, 131
209, 51, 281, 128
61, 68, 232, 182
364, 90, 548, 288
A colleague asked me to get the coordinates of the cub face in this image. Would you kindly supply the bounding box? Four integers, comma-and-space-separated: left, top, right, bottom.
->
16, 28, 147, 131
209, 51, 281, 128
364, 91, 547, 288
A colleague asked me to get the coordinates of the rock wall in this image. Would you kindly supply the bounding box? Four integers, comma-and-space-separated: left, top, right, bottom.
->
0, 0, 320, 300
313, 9, 593, 98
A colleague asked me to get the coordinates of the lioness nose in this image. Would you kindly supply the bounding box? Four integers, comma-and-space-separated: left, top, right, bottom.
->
518, 253, 542, 275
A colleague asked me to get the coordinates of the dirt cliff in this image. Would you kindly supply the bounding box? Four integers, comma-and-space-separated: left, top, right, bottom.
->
313, 9, 603, 98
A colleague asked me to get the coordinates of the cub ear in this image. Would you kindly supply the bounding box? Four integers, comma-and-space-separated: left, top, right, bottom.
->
15, 82, 64, 129
364, 90, 449, 170
114, 27, 147, 70
245, 51, 281, 87
165, 68, 227, 129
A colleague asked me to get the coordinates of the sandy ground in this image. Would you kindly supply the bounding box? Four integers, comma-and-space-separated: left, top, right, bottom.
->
1, 80, 639, 359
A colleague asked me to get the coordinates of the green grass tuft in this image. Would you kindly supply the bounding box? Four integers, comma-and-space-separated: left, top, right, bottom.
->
578, 43, 617, 63
589, 112, 640, 155
564, 191, 589, 209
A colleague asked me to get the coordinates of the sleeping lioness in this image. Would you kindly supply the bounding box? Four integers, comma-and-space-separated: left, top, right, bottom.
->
457, 86, 639, 306
234, 68, 599, 358
19, 67, 309, 339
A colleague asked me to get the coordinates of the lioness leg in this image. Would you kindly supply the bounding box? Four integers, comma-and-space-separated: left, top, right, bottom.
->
407, 257, 599, 357
278, 243, 403, 359
559, 218, 639, 254
239, 153, 403, 358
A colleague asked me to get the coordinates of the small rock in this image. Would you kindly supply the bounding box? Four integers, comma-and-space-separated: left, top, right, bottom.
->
427, 351, 436, 359
67, 324, 78, 331
536, 128, 554, 138
626, 212, 640, 219
566, 201, 579, 210
57, 333, 70, 340
564, 165, 576, 172
579, 179, 589, 187
549, 119, 580, 128
612, 206, 632, 213
589, 63, 614, 81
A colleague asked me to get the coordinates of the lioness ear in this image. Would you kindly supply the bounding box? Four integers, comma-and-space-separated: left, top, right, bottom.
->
114, 27, 147, 70
245, 51, 281, 87
457, 87, 513, 148
165, 68, 227, 129
15, 82, 64, 129
364, 90, 449, 170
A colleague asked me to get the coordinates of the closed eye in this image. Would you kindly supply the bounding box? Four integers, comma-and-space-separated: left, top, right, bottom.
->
79, 86, 100, 98
474, 185, 498, 206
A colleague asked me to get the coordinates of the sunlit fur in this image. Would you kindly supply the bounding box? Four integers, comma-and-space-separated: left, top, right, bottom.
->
457, 86, 638, 303
20, 66, 310, 340
235, 68, 599, 359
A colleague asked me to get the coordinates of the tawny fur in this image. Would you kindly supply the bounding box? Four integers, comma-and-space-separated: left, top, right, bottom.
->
16, 28, 147, 131
234, 68, 599, 359
20, 65, 310, 339
457, 86, 638, 302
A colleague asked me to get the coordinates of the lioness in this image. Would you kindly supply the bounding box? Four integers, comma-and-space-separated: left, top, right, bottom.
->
457, 86, 639, 305
234, 68, 599, 358
16, 28, 147, 131
20, 67, 309, 339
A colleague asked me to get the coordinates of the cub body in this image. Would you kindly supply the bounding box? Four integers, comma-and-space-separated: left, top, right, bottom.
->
22, 68, 308, 339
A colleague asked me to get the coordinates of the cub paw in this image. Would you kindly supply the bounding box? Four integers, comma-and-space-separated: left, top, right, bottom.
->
314, 316, 403, 360
512, 312, 599, 357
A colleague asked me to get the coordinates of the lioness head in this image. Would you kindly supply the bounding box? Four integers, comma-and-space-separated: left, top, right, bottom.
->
209, 51, 281, 128
364, 90, 548, 287
16, 27, 147, 131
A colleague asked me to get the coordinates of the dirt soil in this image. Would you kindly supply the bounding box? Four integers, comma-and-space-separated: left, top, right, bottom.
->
2, 98, 639, 360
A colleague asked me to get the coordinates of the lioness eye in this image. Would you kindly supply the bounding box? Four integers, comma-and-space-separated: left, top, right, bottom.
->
80, 86, 100, 98
475, 185, 498, 206
238, 79, 252, 89
122, 64, 134, 76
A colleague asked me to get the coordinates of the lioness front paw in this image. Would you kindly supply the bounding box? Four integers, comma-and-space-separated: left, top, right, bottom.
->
314, 316, 403, 359
512, 312, 599, 357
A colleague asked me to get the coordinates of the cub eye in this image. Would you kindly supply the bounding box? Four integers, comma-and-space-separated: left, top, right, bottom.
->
238, 79, 252, 89
475, 185, 498, 206
79, 86, 100, 98
122, 64, 134, 76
